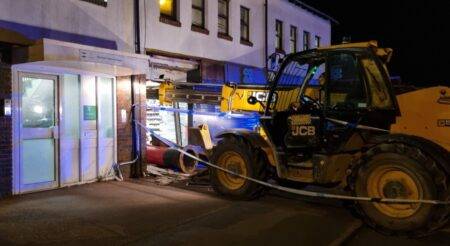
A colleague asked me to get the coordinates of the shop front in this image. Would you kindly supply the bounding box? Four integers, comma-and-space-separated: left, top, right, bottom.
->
10, 39, 149, 194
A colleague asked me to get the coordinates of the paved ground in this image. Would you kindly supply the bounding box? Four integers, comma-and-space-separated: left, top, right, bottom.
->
0, 180, 449, 246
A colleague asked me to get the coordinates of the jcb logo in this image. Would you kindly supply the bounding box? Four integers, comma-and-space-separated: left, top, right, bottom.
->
438, 119, 450, 127
292, 126, 316, 136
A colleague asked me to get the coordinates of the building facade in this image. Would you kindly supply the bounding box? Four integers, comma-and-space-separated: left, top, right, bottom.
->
141, 0, 333, 84
0, 0, 148, 197
0, 0, 333, 197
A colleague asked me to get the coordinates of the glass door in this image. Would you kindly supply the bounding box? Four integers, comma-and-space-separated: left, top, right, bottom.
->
97, 77, 115, 178
19, 73, 59, 193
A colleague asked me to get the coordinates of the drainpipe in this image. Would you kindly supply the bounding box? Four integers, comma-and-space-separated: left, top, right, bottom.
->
264, 0, 268, 71
131, 0, 142, 178
134, 0, 141, 54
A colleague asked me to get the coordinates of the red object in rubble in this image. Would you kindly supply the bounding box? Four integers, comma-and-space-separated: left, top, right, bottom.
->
146, 145, 167, 166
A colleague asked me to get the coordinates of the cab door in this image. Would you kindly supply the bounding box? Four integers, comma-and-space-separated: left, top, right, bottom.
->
322, 52, 369, 152
261, 56, 325, 152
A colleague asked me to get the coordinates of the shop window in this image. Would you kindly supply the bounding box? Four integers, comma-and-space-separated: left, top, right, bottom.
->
240, 6, 252, 46
218, 0, 230, 39
290, 25, 297, 53
275, 20, 283, 52
80, 0, 107, 7
303, 31, 310, 50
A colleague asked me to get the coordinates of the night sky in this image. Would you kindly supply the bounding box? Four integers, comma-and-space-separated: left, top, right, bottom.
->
301, 0, 449, 87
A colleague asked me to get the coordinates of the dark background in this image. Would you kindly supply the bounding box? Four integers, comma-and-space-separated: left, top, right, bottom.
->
301, 0, 449, 87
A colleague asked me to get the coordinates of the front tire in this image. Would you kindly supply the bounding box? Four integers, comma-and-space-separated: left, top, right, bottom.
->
351, 142, 449, 236
210, 136, 267, 200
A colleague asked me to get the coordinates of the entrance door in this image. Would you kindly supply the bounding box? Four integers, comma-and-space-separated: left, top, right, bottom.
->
97, 77, 115, 179
19, 73, 58, 192
80, 75, 98, 182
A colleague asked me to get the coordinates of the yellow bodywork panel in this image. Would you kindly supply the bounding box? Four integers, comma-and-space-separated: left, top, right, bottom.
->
391, 86, 450, 151
220, 85, 320, 112
158, 81, 174, 106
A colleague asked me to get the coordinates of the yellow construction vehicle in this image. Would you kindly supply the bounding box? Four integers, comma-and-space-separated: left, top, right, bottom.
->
158, 41, 450, 236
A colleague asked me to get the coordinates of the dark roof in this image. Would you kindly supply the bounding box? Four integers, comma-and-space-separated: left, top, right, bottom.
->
288, 0, 339, 25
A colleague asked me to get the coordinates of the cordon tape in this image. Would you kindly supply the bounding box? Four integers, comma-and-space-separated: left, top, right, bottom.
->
132, 106, 450, 206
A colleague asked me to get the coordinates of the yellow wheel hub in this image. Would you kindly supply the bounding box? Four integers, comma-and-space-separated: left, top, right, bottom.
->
367, 166, 422, 218
217, 151, 248, 190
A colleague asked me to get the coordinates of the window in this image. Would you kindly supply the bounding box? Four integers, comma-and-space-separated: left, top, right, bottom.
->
160, 0, 176, 20
80, 0, 107, 7
218, 0, 230, 36
240, 6, 250, 43
315, 36, 321, 47
361, 58, 394, 109
290, 26, 297, 53
275, 20, 283, 51
303, 31, 310, 50
192, 0, 205, 28
327, 53, 367, 109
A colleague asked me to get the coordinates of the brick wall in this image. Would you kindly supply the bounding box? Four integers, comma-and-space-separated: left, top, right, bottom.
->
116, 75, 147, 179
0, 65, 12, 198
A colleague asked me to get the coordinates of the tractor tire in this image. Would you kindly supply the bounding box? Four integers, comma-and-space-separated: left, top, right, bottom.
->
210, 136, 267, 200
350, 142, 450, 237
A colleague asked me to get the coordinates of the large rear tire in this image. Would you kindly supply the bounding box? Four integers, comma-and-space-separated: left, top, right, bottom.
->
210, 136, 267, 200
351, 142, 449, 236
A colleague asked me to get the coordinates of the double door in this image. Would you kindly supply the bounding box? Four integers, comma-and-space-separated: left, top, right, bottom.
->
18, 73, 115, 193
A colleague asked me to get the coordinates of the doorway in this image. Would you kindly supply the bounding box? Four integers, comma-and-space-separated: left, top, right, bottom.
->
17, 72, 116, 194
19, 73, 59, 192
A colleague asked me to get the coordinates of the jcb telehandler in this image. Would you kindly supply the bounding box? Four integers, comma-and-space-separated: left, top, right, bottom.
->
208, 41, 450, 236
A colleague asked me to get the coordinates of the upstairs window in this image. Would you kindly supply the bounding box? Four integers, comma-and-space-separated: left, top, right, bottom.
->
192, 0, 205, 28
275, 20, 283, 52
160, 0, 176, 20
303, 31, 310, 50
290, 25, 297, 53
315, 35, 321, 47
218, 0, 230, 35
80, 0, 107, 7
240, 6, 250, 42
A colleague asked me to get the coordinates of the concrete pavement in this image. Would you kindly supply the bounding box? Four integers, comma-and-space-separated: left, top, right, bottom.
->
0, 180, 449, 245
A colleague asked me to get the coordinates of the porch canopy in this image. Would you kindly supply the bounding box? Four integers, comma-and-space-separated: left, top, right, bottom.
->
15, 38, 150, 78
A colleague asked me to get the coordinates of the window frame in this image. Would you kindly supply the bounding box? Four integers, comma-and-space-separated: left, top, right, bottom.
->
192, 0, 206, 29
218, 0, 230, 36
324, 52, 369, 110
290, 25, 297, 53
303, 31, 310, 51
160, 0, 177, 21
275, 20, 284, 52
315, 35, 321, 48
80, 0, 107, 7
240, 6, 251, 43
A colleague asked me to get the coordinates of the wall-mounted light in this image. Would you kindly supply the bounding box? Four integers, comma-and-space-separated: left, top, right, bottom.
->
1, 99, 12, 116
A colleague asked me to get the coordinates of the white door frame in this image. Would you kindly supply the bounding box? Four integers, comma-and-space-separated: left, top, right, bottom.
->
17, 72, 60, 193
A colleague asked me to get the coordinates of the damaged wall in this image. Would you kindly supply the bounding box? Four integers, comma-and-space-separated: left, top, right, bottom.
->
116, 75, 147, 179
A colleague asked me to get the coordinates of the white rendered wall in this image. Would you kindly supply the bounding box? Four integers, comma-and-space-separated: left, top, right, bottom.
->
267, 0, 332, 55
143, 0, 266, 68
0, 0, 135, 52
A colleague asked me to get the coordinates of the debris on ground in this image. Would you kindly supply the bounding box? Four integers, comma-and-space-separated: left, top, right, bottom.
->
145, 165, 192, 185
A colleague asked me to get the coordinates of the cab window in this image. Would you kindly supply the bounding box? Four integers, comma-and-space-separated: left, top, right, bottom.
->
327, 53, 367, 109
361, 58, 394, 109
